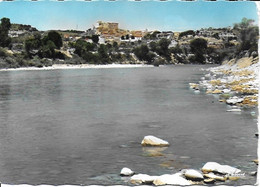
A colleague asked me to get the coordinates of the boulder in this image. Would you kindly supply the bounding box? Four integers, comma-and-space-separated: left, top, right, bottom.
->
130, 174, 156, 184
120, 167, 134, 176
226, 96, 244, 105
201, 162, 241, 175
204, 173, 226, 181
141, 135, 169, 146
183, 169, 204, 181
153, 173, 192, 186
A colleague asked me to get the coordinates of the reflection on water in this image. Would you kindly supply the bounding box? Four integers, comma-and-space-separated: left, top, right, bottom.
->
0, 66, 257, 185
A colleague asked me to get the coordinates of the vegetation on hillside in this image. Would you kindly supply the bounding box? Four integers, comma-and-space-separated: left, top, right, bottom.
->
0, 17, 258, 68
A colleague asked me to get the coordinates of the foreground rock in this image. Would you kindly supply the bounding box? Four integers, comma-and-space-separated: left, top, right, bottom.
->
201, 162, 241, 175
153, 173, 192, 186
130, 174, 157, 184
120, 167, 134, 176
141, 135, 169, 146
204, 173, 227, 181
130, 173, 191, 185
183, 169, 204, 181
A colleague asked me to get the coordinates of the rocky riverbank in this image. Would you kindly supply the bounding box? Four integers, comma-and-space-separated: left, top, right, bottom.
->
190, 56, 259, 110
118, 136, 257, 186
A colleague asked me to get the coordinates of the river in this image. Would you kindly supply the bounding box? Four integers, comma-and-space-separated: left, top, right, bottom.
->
0, 65, 257, 185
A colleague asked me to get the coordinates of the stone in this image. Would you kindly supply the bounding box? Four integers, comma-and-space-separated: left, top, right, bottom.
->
153, 173, 192, 186
130, 174, 156, 184
201, 162, 241, 175
141, 135, 169, 146
226, 96, 244, 105
222, 89, 231, 94
206, 89, 213, 94
204, 173, 227, 181
183, 169, 204, 181
212, 89, 222, 94
189, 83, 199, 90
226, 109, 242, 112
253, 159, 258, 165
204, 178, 216, 184
120, 167, 134, 176
250, 171, 257, 176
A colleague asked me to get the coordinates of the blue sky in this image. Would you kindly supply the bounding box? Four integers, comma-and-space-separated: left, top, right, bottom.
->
0, 0, 258, 32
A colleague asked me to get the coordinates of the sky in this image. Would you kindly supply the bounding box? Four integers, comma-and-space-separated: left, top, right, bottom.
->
0, 0, 258, 32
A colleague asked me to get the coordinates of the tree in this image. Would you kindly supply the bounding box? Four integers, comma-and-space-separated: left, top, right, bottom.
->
190, 38, 208, 63
149, 41, 157, 52
233, 18, 258, 53
39, 40, 56, 58
98, 44, 109, 63
0, 17, 11, 47
133, 44, 155, 63
179, 30, 195, 38
91, 35, 99, 44
43, 31, 63, 49
74, 39, 96, 57
0, 18, 11, 31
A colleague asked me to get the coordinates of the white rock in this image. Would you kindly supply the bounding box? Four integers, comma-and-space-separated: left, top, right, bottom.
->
141, 135, 169, 146
222, 89, 231, 94
205, 73, 211, 78
153, 173, 192, 186
202, 162, 241, 175
130, 174, 156, 184
204, 173, 226, 181
226, 109, 242, 112
120, 167, 134, 176
226, 97, 244, 105
184, 169, 204, 181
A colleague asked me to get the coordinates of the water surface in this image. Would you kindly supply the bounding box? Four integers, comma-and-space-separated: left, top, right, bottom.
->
0, 65, 257, 185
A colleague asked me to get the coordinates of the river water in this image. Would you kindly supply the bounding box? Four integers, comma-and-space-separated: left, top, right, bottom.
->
0, 65, 258, 185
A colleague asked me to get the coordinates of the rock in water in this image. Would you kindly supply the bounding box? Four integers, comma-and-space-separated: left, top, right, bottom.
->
204, 178, 216, 184
183, 169, 204, 181
226, 108, 242, 112
141, 135, 169, 146
130, 174, 156, 184
204, 173, 227, 181
153, 173, 192, 186
201, 162, 241, 175
120, 167, 134, 176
